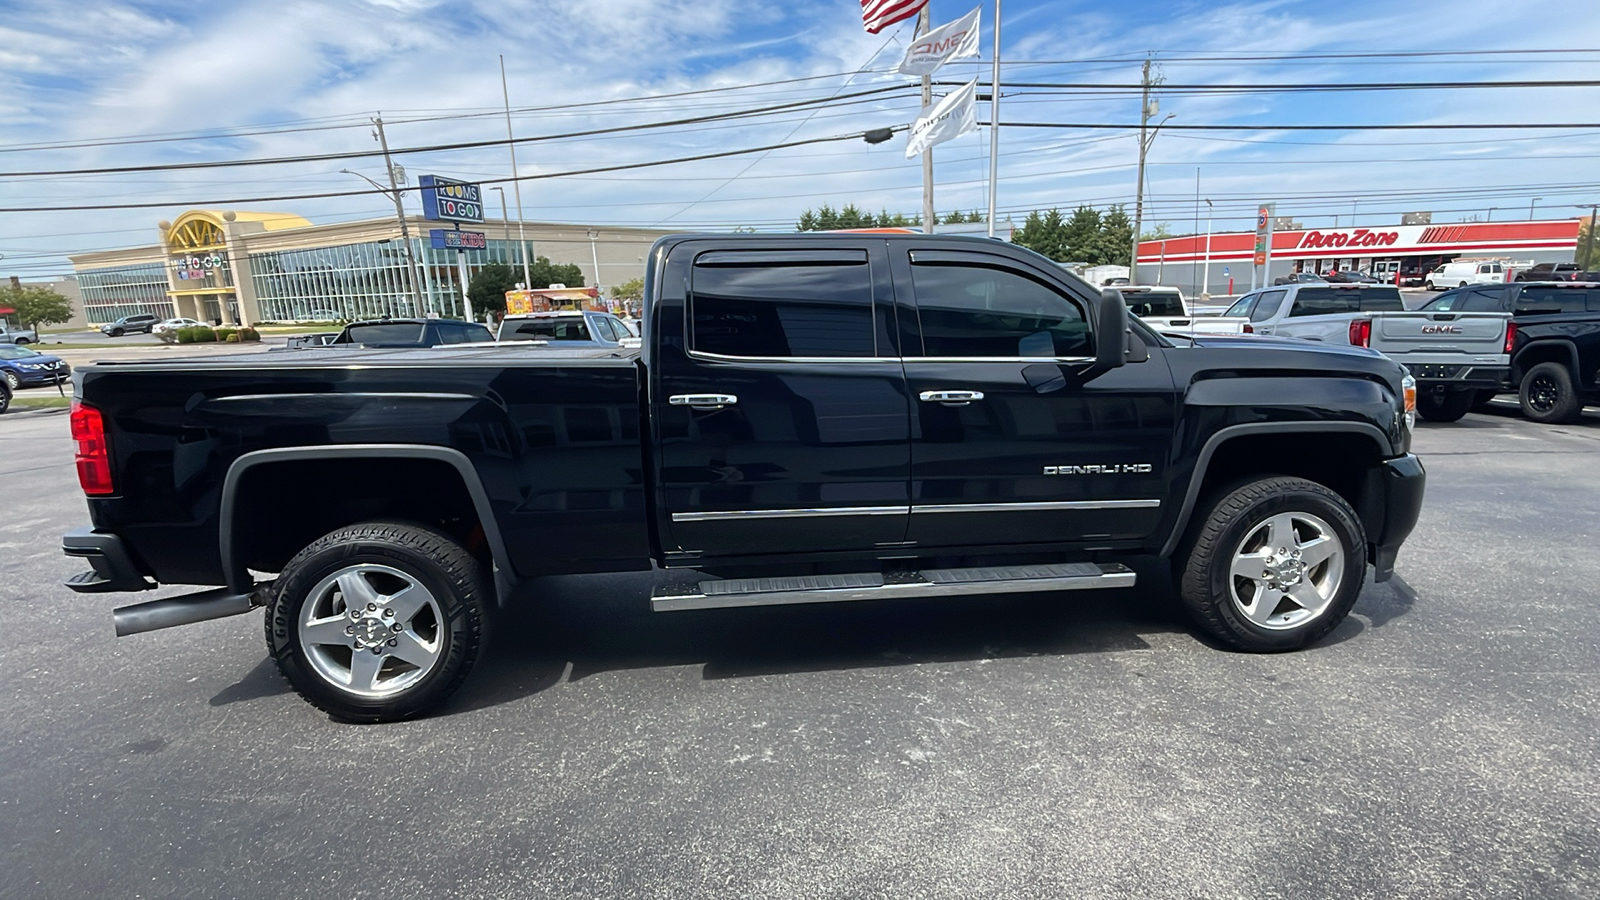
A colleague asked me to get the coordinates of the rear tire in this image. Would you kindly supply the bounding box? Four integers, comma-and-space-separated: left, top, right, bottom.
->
1416, 389, 1474, 422
265, 522, 490, 723
1518, 362, 1582, 424
13, 337, 29, 345
1176, 477, 1366, 652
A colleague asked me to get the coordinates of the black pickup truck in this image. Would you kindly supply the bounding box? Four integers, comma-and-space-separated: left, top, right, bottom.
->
62, 234, 1426, 722
1419, 281, 1600, 423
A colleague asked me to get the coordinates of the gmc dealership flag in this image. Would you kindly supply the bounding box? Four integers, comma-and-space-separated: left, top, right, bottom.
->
905, 78, 978, 158
861, 0, 928, 34
898, 6, 981, 76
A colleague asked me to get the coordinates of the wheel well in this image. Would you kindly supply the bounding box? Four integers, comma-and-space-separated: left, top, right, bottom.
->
1512, 341, 1575, 383
230, 457, 490, 576
1192, 431, 1387, 541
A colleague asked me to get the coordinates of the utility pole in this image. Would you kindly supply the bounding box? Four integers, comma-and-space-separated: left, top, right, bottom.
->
372, 115, 423, 310
587, 228, 603, 297
501, 56, 534, 289
1130, 57, 1152, 283
917, 7, 935, 233
985, 0, 1002, 238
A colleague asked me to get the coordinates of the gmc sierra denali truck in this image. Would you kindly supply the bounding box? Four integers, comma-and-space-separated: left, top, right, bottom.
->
62, 234, 1425, 722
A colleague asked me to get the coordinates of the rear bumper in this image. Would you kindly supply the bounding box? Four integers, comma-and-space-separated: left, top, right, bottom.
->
1401, 362, 1510, 391
1370, 454, 1426, 582
62, 527, 155, 593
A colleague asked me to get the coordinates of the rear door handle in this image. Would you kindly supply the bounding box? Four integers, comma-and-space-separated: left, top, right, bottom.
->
669, 393, 738, 410
919, 390, 985, 406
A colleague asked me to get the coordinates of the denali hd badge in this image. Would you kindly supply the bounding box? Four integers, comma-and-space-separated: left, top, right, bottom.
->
1045, 464, 1153, 475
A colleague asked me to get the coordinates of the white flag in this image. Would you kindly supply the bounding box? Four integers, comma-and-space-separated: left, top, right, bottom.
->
905, 79, 978, 159
897, 6, 981, 76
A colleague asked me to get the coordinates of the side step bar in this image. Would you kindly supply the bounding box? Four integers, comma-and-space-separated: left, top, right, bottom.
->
651, 562, 1135, 612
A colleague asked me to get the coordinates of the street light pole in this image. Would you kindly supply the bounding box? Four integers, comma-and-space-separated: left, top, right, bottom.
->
1202, 199, 1213, 299
586, 228, 602, 299
1530, 197, 1542, 220
500, 55, 533, 289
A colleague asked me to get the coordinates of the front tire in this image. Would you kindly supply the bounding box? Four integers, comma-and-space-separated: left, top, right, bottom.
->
1177, 477, 1366, 652
1518, 361, 1582, 424
1416, 389, 1474, 422
265, 522, 490, 723
109, 328, 123, 337
2, 371, 18, 391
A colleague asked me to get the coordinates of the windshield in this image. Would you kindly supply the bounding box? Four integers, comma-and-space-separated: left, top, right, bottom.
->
338, 323, 425, 344
0, 345, 41, 359
499, 317, 592, 342
1124, 291, 1185, 318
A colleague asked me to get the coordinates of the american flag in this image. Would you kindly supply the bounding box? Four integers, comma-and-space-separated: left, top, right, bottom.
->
861, 0, 928, 34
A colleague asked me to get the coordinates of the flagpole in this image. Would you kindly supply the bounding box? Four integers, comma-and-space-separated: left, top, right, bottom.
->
918, 6, 935, 234
986, 0, 1001, 238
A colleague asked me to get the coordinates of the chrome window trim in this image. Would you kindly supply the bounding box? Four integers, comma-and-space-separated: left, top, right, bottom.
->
686, 349, 900, 364
672, 505, 910, 523
910, 356, 1095, 364
911, 500, 1161, 514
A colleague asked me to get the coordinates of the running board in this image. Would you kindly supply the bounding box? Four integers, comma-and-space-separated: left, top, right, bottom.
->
651, 562, 1136, 612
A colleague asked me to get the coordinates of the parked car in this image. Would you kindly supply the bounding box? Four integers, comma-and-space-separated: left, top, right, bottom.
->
61, 233, 1426, 722
0, 344, 71, 390
1420, 281, 1600, 423
1119, 286, 1249, 335
100, 314, 160, 337
152, 317, 205, 336
1, 322, 39, 344
1273, 272, 1327, 286
1425, 260, 1507, 290
496, 310, 639, 347
1222, 283, 1407, 343
1324, 270, 1382, 284
330, 318, 493, 348
1513, 263, 1583, 283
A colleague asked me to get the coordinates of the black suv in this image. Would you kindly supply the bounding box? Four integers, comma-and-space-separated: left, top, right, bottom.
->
330, 317, 493, 348
100, 314, 160, 337
1421, 281, 1600, 422
1514, 263, 1583, 282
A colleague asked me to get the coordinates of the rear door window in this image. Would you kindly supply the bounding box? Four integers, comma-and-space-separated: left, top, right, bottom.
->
1124, 291, 1185, 318
1289, 286, 1404, 316
690, 250, 880, 358
592, 316, 618, 341
908, 255, 1090, 358
1517, 286, 1588, 314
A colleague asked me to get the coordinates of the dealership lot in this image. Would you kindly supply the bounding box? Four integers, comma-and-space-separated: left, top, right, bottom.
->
1, 404, 1596, 899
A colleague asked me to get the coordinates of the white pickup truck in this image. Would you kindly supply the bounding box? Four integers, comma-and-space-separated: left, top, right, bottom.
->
1122, 286, 1250, 335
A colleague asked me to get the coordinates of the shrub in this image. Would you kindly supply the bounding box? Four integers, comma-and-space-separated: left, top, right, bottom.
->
176, 327, 197, 343
192, 326, 217, 343
225, 333, 240, 343
238, 327, 261, 342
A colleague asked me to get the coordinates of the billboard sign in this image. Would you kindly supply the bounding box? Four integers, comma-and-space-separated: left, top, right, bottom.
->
419, 175, 484, 223
429, 229, 487, 250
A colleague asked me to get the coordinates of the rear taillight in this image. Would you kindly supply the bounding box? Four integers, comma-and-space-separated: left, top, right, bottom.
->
70, 401, 114, 496
1504, 320, 1517, 355
1243, 323, 1253, 334
1349, 319, 1372, 347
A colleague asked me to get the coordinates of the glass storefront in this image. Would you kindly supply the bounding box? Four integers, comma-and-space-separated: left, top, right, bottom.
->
77, 263, 173, 323
249, 237, 533, 322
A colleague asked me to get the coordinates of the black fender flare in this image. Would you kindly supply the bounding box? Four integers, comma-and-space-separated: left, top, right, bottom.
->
218, 444, 515, 603
1158, 421, 1394, 558
1510, 338, 1580, 383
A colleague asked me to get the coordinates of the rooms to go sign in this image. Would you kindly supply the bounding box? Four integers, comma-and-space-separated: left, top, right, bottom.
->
420, 175, 484, 224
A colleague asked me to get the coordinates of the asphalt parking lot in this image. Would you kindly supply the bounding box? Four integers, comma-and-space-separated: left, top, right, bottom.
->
2, 402, 1596, 899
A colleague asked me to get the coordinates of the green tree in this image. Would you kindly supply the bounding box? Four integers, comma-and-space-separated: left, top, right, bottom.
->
1097, 205, 1134, 266
1013, 208, 1071, 261
0, 283, 74, 334
467, 262, 520, 317
611, 277, 645, 303
1579, 217, 1598, 269
1063, 205, 1104, 263
1140, 222, 1174, 241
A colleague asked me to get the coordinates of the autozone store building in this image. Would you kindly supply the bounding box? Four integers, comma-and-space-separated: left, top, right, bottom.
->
1133, 219, 1583, 296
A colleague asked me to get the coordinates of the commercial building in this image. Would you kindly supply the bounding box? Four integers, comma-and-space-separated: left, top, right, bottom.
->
68, 210, 680, 326
1133, 218, 1584, 296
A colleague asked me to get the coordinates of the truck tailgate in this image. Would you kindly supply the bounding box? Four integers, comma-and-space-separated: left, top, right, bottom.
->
1143, 315, 1250, 335
1367, 311, 1510, 359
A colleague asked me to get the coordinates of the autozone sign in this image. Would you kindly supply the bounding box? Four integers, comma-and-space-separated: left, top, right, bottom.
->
1299, 229, 1401, 249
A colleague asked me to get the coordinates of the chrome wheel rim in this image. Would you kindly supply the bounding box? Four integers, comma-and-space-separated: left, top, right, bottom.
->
3, 372, 17, 390
1528, 375, 1560, 412
299, 564, 444, 698
1228, 512, 1345, 631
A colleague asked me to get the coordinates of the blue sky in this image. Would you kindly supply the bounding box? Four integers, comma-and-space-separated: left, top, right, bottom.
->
1, 0, 1598, 274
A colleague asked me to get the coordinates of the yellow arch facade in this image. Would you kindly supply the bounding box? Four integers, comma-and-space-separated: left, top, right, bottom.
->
161, 210, 311, 325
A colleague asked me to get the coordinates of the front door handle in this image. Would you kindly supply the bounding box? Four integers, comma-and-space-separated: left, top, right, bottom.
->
919, 390, 985, 407
669, 393, 738, 410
